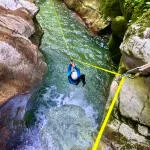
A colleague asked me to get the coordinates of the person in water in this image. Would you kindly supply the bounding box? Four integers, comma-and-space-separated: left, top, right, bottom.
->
67, 60, 86, 86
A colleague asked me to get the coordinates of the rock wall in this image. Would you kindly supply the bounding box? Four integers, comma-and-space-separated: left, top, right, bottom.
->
102, 1, 150, 149
63, 0, 150, 149
0, 0, 47, 106
63, 0, 109, 33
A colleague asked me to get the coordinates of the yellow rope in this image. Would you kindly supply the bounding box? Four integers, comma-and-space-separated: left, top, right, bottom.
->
73, 58, 121, 76
50, 1, 125, 149
51, 0, 73, 60
51, 0, 120, 76
92, 77, 125, 150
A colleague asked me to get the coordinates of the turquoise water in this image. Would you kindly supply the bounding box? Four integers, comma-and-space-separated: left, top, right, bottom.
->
20, 0, 115, 149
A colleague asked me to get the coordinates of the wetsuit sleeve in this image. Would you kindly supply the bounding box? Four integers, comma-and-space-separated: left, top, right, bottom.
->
67, 64, 72, 76
75, 66, 80, 77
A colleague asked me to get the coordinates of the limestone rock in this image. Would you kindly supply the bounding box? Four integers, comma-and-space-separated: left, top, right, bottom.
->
120, 10, 150, 75
0, 0, 38, 16
104, 119, 150, 149
119, 77, 150, 127
121, 28, 150, 64
63, 0, 108, 33
0, 32, 47, 106
138, 124, 149, 137
107, 119, 148, 144
0, 1, 47, 106
0, 6, 35, 37
106, 79, 119, 110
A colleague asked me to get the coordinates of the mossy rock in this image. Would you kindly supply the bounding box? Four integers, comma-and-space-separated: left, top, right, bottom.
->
108, 35, 122, 64
111, 16, 127, 39
136, 9, 150, 37
99, 0, 122, 19
24, 109, 36, 127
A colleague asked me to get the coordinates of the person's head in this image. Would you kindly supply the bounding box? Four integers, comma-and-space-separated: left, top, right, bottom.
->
71, 71, 78, 80
70, 60, 75, 67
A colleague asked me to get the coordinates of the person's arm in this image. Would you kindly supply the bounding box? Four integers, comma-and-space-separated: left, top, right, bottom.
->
75, 66, 80, 77
67, 64, 72, 76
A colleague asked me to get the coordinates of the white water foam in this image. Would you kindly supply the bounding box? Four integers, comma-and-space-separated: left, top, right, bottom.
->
42, 85, 98, 128
18, 85, 98, 150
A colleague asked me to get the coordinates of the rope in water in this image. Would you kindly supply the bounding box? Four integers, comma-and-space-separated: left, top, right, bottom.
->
50, 0, 121, 76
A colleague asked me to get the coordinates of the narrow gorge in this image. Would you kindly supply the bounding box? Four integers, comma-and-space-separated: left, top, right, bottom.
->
0, 0, 150, 150
63, 0, 150, 149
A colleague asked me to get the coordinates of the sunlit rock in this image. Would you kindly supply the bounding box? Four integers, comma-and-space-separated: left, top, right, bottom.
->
0, 0, 47, 106
119, 77, 150, 127
63, 0, 108, 33
0, 0, 38, 16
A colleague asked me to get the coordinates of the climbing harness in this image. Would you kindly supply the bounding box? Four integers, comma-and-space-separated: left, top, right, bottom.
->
50, 0, 150, 149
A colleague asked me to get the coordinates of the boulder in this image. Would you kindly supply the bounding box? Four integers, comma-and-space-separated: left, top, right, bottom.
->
0, 6, 35, 37
119, 77, 150, 127
120, 10, 150, 74
0, 0, 38, 16
63, 0, 108, 33
0, 31, 47, 106
0, 1, 47, 106
138, 124, 149, 137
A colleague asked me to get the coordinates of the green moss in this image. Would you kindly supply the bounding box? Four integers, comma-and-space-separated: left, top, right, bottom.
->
107, 16, 127, 64
24, 109, 36, 128
99, 0, 122, 19
111, 16, 127, 39
121, 0, 135, 21
122, 0, 150, 23
136, 9, 150, 37
39, 0, 46, 4
108, 35, 122, 64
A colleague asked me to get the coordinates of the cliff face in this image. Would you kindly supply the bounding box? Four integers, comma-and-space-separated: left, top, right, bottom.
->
63, 0, 150, 149
0, 1, 47, 149
0, 0, 47, 106
63, 0, 109, 33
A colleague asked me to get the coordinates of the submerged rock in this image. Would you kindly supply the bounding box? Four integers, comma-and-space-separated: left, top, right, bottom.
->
0, 0, 47, 106
40, 105, 95, 150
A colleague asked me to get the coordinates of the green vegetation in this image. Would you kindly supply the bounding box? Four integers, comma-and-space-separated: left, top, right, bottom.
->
111, 16, 127, 39
99, 0, 122, 19
99, 0, 150, 64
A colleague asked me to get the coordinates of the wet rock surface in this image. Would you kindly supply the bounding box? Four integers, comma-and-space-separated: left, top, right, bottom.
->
63, 0, 108, 33
0, 1, 47, 149
0, 0, 47, 106
119, 77, 150, 127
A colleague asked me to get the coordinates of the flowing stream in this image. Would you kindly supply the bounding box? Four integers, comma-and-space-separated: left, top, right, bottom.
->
17, 0, 115, 149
